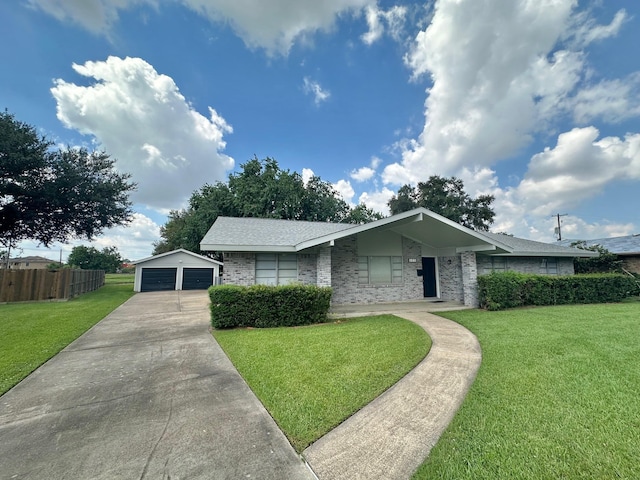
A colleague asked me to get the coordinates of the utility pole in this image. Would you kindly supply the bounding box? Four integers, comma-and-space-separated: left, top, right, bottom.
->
552, 213, 568, 241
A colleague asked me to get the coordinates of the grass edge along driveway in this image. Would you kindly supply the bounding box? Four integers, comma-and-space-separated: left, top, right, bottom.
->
213, 314, 431, 452
0, 283, 135, 396
414, 301, 640, 480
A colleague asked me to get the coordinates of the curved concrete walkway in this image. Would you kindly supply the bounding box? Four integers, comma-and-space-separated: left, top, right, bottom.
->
304, 310, 482, 480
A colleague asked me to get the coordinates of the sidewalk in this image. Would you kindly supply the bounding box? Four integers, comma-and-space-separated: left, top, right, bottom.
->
304, 309, 481, 480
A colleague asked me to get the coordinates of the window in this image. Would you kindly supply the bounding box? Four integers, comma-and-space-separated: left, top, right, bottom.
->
255, 253, 298, 285
358, 256, 402, 284
484, 257, 507, 274
540, 257, 558, 275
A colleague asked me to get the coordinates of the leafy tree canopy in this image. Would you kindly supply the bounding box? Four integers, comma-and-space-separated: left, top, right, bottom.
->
67, 245, 123, 273
570, 241, 622, 274
388, 175, 495, 231
153, 157, 382, 255
0, 111, 136, 250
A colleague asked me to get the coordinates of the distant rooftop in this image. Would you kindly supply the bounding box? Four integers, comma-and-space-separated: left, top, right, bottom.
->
558, 235, 640, 255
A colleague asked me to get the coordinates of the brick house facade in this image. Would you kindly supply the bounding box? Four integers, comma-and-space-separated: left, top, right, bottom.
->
202, 208, 596, 308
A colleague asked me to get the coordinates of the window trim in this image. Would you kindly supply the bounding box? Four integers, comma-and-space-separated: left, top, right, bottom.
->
358, 256, 403, 285
255, 253, 298, 285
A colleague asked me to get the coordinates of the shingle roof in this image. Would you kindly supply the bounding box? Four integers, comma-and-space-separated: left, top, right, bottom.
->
558, 235, 640, 255
200, 216, 355, 249
481, 232, 596, 257
200, 211, 597, 257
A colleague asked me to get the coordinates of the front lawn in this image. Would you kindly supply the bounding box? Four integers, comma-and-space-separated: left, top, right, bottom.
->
414, 303, 640, 479
213, 315, 430, 452
0, 284, 135, 395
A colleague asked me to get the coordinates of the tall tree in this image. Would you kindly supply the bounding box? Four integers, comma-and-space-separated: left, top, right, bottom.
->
388, 175, 495, 231
153, 157, 376, 255
67, 245, 123, 273
0, 111, 136, 251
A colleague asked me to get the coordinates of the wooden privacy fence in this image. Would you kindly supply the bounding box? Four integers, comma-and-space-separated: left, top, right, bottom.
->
0, 269, 105, 303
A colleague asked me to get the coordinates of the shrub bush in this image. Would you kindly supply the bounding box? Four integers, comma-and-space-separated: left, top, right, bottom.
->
209, 284, 332, 329
479, 272, 639, 311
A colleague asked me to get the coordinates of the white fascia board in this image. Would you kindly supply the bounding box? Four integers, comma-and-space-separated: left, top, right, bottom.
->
456, 244, 497, 253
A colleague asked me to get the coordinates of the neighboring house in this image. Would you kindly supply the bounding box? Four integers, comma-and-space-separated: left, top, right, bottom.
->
4, 256, 55, 270
200, 208, 596, 307
559, 235, 640, 274
132, 249, 222, 292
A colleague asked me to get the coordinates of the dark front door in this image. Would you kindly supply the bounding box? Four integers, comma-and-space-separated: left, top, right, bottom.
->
182, 268, 214, 290
422, 257, 437, 298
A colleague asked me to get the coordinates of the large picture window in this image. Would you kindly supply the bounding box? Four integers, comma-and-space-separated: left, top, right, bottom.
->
358, 256, 402, 284
255, 253, 298, 285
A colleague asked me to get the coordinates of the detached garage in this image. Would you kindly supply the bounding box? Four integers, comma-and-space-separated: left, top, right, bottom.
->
132, 249, 222, 292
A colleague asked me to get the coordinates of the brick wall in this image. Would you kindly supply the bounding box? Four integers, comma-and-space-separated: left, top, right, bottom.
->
330, 236, 423, 305
461, 251, 478, 307
222, 252, 255, 286
297, 253, 317, 285
438, 255, 464, 302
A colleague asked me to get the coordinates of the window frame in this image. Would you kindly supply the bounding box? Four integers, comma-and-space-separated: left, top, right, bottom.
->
358, 256, 403, 285
255, 253, 298, 285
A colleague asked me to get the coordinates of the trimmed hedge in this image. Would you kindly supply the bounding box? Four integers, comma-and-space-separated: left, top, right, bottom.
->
209, 284, 333, 329
478, 272, 639, 311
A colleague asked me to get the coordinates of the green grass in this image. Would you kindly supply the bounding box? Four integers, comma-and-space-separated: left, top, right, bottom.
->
105, 273, 134, 285
0, 284, 135, 396
213, 315, 430, 451
414, 303, 640, 480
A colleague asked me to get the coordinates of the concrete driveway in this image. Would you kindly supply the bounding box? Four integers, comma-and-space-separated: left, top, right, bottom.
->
0, 291, 314, 480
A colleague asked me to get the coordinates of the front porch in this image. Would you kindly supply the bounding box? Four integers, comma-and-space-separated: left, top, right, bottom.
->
328, 298, 470, 319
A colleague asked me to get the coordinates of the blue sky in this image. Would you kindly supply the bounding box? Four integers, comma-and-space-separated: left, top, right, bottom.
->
2, 0, 639, 261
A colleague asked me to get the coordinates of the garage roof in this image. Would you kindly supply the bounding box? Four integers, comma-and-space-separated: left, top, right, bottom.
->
132, 248, 222, 265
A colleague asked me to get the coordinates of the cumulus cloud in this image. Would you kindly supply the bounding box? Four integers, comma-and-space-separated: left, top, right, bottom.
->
29, 0, 373, 55
381, 0, 634, 187
333, 179, 355, 204
301, 167, 315, 185
71, 212, 162, 260
17, 212, 161, 263
350, 166, 376, 182
51, 56, 234, 211
361, 4, 407, 45
26, 0, 143, 34
303, 77, 331, 105
358, 187, 394, 215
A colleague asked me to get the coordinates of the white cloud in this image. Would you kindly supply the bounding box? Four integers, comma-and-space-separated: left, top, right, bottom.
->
29, 0, 373, 55
383, 1, 637, 186
51, 56, 234, 211
567, 8, 628, 47
361, 4, 407, 45
350, 166, 375, 182
467, 127, 640, 240
26, 0, 144, 34
301, 167, 315, 185
16, 212, 161, 263
357, 187, 394, 215
571, 74, 640, 124
303, 77, 331, 105
333, 179, 355, 204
